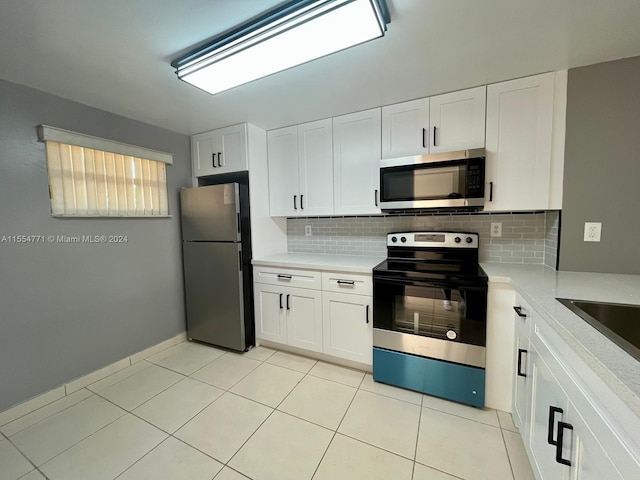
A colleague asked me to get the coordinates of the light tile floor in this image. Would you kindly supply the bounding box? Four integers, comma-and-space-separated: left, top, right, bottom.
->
0, 342, 535, 480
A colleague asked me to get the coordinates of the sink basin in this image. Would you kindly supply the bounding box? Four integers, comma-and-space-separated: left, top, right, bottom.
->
557, 298, 640, 361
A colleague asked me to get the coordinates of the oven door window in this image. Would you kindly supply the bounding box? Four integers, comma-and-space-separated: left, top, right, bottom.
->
374, 280, 487, 347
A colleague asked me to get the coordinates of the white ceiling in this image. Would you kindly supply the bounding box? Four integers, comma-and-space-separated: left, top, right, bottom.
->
2, 0, 640, 135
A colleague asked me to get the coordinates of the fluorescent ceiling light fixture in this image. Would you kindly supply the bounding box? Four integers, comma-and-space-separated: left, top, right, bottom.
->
171, 0, 390, 95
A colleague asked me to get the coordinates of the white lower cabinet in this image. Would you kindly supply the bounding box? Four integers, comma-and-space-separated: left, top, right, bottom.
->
253, 282, 322, 353
322, 292, 372, 364
253, 266, 373, 367
510, 297, 639, 480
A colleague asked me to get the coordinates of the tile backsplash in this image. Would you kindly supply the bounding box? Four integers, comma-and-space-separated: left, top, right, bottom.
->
288, 211, 561, 266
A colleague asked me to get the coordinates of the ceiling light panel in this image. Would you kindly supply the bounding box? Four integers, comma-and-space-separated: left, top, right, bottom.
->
172, 0, 390, 95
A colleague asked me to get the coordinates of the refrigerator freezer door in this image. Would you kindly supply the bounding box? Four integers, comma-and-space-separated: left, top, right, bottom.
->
183, 241, 246, 351
180, 184, 240, 242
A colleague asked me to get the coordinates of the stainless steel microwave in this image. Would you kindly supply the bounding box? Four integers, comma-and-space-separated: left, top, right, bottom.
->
379, 148, 485, 211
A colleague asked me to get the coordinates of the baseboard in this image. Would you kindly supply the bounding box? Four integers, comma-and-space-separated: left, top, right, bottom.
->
0, 332, 187, 427
256, 339, 373, 373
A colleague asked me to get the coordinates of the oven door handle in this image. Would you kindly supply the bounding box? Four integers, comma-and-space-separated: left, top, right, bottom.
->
374, 276, 486, 290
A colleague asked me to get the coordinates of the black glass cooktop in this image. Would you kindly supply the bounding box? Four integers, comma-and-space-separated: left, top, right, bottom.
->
557, 298, 640, 361
374, 259, 487, 285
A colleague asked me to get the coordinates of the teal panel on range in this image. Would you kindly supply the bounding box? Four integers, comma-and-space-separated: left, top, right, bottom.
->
372, 347, 486, 408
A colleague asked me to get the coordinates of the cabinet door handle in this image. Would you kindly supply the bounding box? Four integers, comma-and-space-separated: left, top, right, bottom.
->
489, 181, 494, 202
366, 305, 370, 324
293, 195, 297, 210
337, 280, 355, 286
433, 126, 437, 147
279, 293, 283, 310
547, 406, 564, 446
286, 294, 290, 310
277, 274, 292, 280
212, 153, 217, 168
517, 349, 527, 377
555, 421, 573, 466
422, 128, 427, 148
374, 189, 379, 207
513, 306, 527, 318
217, 152, 222, 167
300, 194, 304, 210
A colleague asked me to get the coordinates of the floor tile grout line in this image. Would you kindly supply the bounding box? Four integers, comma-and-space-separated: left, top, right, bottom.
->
4, 430, 41, 477
110, 436, 174, 480
16, 406, 129, 472
413, 460, 467, 480
419, 403, 503, 429
499, 426, 518, 480
411, 400, 424, 478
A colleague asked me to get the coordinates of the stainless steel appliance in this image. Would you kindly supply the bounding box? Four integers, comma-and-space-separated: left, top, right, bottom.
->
557, 298, 640, 361
180, 183, 254, 351
379, 149, 485, 211
373, 231, 488, 407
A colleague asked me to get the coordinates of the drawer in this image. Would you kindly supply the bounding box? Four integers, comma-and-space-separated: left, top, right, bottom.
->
253, 266, 321, 290
322, 271, 372, 296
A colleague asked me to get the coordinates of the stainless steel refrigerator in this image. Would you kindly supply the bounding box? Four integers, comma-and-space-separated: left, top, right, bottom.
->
180, 183, 254, 351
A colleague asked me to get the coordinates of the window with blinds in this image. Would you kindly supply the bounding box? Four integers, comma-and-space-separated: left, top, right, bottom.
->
39, 126, 172, 217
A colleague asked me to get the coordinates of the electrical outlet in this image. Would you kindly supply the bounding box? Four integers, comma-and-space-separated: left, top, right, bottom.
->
584, 222, 602, 242
305, 225, 312, 237
491, 222, 502, 238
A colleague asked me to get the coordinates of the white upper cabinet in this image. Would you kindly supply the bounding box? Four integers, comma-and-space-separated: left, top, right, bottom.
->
297, 119, 334, 216
267, 126, 299, 217
381, 98, 430, 159
429, 86, 487, 153
333, 108, 382, 215
191, 124, 248, 177
484, 73, 557, 211
267, 119, 333, 217
381, 86, 485, 159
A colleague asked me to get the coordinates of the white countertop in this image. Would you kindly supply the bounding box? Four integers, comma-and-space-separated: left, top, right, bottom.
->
252, 252, 385, 273
481, 263, 640, 417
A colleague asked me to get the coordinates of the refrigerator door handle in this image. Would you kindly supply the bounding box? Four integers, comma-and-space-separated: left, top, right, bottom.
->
238, 250, 242, 271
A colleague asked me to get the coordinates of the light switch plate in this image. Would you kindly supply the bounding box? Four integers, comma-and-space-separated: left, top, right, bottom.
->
305, 225, 312, 236
584, 222, 602, 242
491, 223, 502, 238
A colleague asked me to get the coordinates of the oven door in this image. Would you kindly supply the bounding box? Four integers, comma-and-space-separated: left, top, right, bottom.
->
373, 275, 487, 368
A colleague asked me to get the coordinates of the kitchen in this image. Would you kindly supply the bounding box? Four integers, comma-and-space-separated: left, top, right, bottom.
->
1, 1, 640, 479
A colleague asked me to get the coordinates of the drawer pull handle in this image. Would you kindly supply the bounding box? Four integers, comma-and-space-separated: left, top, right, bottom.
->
547, 406, 563, 446
337, 280, 355, 286
555, 421, 573, 466
277, 274, 292, 280
513, 306, 527, 318
517, 349, 527, 377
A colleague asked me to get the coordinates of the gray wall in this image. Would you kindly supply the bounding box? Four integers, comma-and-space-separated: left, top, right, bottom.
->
0, 79, 192, 411
559, 56, 640, 273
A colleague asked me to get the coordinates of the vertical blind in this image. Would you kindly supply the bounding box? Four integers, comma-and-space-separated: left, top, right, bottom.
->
45, 141, 169, 217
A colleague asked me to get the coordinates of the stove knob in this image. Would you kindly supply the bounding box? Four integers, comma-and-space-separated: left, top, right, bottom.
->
466, 236, 473, 244
400, 236, 407, 243
454, 236, 462, 243
391, 236, 397, 243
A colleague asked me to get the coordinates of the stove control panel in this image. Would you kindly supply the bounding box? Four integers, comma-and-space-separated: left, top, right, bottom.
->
387, 232, 479, 249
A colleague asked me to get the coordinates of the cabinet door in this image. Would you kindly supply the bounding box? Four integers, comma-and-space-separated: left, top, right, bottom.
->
429, 86, 486, 153
191, 131, 217, 177
568, 400, 625, 480
529, 344, 569, 480
217, 124, 248, 173
322, 292, 372, 365
267, 126, 300, 217
381, 98, 430, 158
286, 286, 323, 353
513, 324, 530, 432
333, 109, 381, 215
485, 73, 554, 211
298, 119, 334, 216
254, 283, 287, 344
